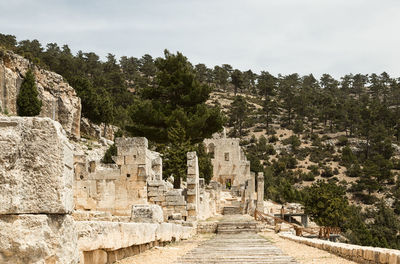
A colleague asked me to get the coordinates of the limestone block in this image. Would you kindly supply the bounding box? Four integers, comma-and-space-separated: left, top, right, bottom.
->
83, 249, 107, 264
166, 189, 183, 196
76, 221, 158, 252
131, 204, 164, 223
148, 191, 162, 197
171, 213, 182, 220
149, 196, 166, 202
187, 177, 197, 185
187, 203, 196, 210
389, 253, 398, 264
187, 189, 197, 195
166, 195, 185, 203
0, 214, 78, 264
0, 117, 74, 214
166, 200, 187, 206
379, 250, 389, 264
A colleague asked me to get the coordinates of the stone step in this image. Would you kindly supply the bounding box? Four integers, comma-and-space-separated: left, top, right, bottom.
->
217, 220, 259, 234
175, 233, 298, 264
223, 206, 242, 215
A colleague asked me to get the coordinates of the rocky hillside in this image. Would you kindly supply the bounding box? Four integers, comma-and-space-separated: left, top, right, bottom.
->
0, 50, 81, 138
208, 91, 400, 209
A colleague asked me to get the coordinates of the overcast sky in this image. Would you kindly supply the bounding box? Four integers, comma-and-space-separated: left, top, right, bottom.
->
0, 0, 399, 78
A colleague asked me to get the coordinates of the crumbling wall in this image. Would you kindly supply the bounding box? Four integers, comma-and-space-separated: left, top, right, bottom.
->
0, 117, 78, 263
74, 137, 162, 216
204, 135, 251, 188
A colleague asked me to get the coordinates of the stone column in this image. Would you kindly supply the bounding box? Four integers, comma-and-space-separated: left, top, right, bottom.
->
256, 172, 264, 212
186, 151, 199, 221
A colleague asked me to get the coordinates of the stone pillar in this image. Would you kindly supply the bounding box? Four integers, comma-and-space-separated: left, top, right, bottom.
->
301, 215, 309, 228
186, 151, 199, 221
256, 172, 264, 212
0, 117, 79, 263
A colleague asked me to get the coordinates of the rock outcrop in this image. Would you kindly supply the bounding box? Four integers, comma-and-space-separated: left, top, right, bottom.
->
0, 50, 81, 138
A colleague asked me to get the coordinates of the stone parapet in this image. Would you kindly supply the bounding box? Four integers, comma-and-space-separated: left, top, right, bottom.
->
280, 233, 400, 264
77, 221, 194, 263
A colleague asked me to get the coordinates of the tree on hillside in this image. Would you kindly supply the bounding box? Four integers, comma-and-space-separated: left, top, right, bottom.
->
0, 33, 17, 50
279, 74, 300, 126
16, 70, 42, 116
68, 76, 114, 125
128, 50, 224, 144
213, 65, 229, 91
304, 180, 349, 227
229, 96, 249, 137
231, 69, 244, 95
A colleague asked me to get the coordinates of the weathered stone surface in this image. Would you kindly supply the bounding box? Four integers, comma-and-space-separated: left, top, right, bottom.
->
76, 221, 194, 252
0, 117, 74, 214
80, 117, 116, 141
281, 233, 400, 264
0, 51, 81, 138
0, 214, 78, 264
131, 204, 163, 223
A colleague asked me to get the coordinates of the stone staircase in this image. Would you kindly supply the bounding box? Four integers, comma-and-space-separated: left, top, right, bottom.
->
222, 206, 242, 215
217, 220, 259, 234
175, 233, 298, 264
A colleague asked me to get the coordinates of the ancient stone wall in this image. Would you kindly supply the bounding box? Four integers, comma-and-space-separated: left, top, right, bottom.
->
0, 117, 78, 263
77, 221, 194, 264
0, 51, 81, 138
281, 233, 400, 264
204, 134, 251, 188
74, 137, 162, 216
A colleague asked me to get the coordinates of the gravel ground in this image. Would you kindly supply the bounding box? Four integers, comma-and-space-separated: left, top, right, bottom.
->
260, 231, 357, 264
115, 234, 214, 264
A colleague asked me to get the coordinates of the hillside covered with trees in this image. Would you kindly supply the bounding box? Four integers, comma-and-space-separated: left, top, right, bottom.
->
2, 33, 400, 249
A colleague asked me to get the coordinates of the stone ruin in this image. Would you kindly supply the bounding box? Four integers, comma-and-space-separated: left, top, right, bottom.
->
0, 116, 264, 263
204, 131, 251, 190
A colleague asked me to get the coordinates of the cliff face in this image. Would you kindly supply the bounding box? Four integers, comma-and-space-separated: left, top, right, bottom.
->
0, 50, 81, 138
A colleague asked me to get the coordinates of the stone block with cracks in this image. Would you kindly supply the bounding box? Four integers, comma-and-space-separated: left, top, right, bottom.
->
0, 117, 74, 214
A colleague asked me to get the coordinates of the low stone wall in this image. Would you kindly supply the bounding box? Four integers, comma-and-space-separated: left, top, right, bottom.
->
77, 221, 195, 264
197, 221, 218, 234
280, 233, 400, 264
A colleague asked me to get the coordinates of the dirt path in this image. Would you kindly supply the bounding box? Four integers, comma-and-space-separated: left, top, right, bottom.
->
115, 234, 214, 264
260, 231, 357, 264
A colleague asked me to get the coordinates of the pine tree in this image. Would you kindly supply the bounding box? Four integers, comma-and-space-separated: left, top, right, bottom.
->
16, 69, 42, 116
129, 50, 224, 144
163, 121, 192, 188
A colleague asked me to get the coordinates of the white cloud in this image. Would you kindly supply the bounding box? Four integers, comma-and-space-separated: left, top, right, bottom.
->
0, 0, 399, 78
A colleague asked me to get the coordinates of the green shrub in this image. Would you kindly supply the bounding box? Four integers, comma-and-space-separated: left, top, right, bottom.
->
102, 144, 117, 164
337, 135, 349, 146
308, 165, 320, 176
269, 135, 279, 143
321, 166, 334, 178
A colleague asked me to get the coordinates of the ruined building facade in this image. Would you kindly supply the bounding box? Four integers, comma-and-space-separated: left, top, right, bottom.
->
204, 131, 251, 189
